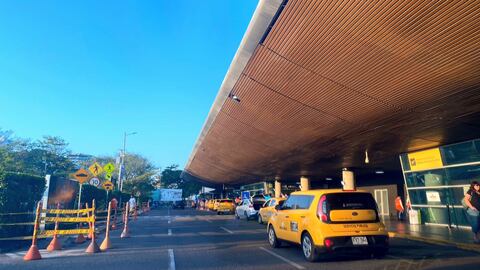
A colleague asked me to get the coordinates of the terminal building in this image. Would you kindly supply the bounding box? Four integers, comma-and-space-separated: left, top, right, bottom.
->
182, 0, 480, 227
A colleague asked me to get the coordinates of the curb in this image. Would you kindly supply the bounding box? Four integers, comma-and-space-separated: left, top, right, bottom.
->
388, 232, 480, 253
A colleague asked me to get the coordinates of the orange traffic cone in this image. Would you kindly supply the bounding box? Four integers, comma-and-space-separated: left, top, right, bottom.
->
46, 235, 62, 251
111, 209, 118, 230
24, 245, 42, 261
47, 204, 62, 252
121, 202, 130, 238
75, 232, 86, 244
85, 200, 101, 254
24, 202, 42, 261
100, 202, 112, 251
75, 222, 86, 244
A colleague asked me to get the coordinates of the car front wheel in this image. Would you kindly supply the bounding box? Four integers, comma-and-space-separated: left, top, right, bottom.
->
302, 232, 320, 262
258, 214, 263, 224
268, 226, 281, 248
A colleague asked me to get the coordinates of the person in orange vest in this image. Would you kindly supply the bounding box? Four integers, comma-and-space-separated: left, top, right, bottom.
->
395, 196, 405, 221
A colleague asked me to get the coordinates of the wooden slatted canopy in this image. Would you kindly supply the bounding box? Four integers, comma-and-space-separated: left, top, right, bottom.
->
184, 0, 480, 185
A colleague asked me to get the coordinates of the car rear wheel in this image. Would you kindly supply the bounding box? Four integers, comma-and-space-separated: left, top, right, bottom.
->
244, 211, 249, 220
257, 214, 263, 224
268, 226, 281, 248
302, 232, 320, 262
235, 211, 240, 219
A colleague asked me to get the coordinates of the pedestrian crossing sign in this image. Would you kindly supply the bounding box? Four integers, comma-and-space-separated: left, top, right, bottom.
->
89, 162, 103, 176
104, 163, 115, 174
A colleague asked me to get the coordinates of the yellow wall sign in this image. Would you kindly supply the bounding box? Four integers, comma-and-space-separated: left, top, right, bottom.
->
407, 148, 443, 171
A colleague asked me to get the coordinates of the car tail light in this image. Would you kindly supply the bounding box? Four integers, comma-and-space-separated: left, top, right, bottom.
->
324, 239, 334, 249
317, 195, 328, 223
249, 204, 254, 208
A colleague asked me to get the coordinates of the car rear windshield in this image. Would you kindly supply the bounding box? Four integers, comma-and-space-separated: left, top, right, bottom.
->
219, 200, 232, 203
326, 192, 377, 211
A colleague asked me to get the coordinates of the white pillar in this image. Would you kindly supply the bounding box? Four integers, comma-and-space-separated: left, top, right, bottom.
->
274, 177, 282, 198
342, 170, 355, 191
300, 176, 310, 191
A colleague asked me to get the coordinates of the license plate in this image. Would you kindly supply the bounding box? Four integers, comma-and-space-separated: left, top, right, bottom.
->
352, 236, 368, 245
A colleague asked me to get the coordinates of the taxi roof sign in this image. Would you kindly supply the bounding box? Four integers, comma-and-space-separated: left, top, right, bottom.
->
89, 162, 103, 176
72, 168, 90, 184
103, 181, 114, 191
103, 163, 115, 174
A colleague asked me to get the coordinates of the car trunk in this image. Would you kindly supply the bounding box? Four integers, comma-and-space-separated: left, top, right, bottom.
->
252, 200, 265, 211
325, 192, 381, 232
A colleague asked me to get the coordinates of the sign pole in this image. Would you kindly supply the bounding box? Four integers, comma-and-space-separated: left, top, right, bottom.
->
78, 183, 83, 213
106, 190, 109, 210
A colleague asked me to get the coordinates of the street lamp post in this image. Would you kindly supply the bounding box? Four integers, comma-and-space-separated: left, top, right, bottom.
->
117, 132, 137, 192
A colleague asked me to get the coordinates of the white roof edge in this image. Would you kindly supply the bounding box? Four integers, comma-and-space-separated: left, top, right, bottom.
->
184, 0, 284, 171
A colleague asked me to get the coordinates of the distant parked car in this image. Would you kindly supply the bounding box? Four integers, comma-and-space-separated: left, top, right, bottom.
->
235, 195, 266, 220
216, 199, 235, 214
172, 200, 185, 209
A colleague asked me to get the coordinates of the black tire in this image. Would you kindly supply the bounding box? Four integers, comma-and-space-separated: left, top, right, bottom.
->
257, 214, 263, 224
302, 232, 320, 262
235, 211, 240, 219
244, 211, 249, 220
268, 226, 281, 248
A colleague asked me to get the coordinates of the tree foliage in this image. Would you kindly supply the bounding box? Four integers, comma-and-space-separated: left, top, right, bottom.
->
0, 130, 75, 177
160, 165, 202, 198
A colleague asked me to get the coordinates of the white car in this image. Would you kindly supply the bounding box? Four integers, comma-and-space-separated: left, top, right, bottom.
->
235, 199, 257, 220
235, 196, 266, 220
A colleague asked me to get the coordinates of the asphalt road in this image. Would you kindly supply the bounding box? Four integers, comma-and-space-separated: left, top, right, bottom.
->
1, 208, 479, 270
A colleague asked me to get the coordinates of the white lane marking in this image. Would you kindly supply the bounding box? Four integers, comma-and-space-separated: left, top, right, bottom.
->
386, 255, 415, 264
205, 219, 212, 223
5, 253, 20, 259
168, 249, 176, 270
259, 247, 305, 270
220, 226, 234, 234
168, 220, 171, 224
168, 229, 172, 236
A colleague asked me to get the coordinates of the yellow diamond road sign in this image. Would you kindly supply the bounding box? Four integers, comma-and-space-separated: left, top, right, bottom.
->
104, 163, 115, 174
105, 172, 113, 181
103, 181, 114, 191
89, 162, 103, 176
72, 168, 90, 184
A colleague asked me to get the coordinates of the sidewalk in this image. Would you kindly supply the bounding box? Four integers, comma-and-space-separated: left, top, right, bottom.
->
384, 219, 480, 253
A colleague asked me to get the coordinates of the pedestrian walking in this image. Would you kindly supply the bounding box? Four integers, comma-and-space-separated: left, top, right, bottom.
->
128, 195, 136, 215
464, 181, 480, 243
395, 196, 405, 221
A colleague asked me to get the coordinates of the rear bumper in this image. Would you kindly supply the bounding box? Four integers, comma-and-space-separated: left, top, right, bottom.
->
319, 235, 389, 253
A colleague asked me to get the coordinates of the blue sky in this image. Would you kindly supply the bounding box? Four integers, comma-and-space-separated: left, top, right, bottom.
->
0, 0, 258, 169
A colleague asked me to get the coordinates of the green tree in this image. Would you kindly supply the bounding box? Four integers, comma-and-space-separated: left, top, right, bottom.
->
160, 165, 202, 198
0, 131, 75, 177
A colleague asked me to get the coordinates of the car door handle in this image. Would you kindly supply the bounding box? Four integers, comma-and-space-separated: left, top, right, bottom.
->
300, 216, 306, 218
285, 216, 289, 218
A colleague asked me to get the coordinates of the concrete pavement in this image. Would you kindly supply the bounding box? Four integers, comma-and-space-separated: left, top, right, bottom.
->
1, 208, 479, 270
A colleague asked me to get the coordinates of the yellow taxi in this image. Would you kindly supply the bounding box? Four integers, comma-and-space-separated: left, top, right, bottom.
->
212, 199, 220, 211
267, 189, 388, 262
215, 199, 235, 214
258, 198, 286, 224
207, 200, 216, 211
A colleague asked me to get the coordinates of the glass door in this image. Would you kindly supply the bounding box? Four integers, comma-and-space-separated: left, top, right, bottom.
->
374, 189, 389, 217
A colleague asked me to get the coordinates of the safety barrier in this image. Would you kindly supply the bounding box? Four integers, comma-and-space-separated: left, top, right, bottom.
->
0, 198, 150, 261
